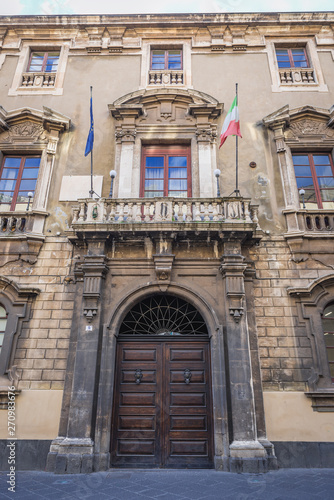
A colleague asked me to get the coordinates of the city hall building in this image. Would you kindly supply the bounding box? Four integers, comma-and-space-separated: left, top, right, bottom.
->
0, 11, 333, 473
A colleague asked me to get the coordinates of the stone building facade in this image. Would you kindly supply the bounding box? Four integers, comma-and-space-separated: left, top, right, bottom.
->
0, 12, 333, 473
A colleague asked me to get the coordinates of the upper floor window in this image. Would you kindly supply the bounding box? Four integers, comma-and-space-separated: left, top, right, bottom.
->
0, 156, 41, 211
151, 50, 182, 70
293, 153, 334, 210
0, 304, 7, 357
322, 302, 334, 383
27, 50, 60, 73
276, 48, 309, 69
141, 146, 191, 198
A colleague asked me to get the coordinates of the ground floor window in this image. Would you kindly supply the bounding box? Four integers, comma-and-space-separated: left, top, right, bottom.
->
141, 145, 191, 198
0, 304, 7, 356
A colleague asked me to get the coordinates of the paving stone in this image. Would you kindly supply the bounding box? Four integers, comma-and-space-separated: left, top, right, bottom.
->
1, 469, 334, 500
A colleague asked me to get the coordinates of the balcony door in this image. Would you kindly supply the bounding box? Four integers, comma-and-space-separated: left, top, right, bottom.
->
140, 145, 191, 198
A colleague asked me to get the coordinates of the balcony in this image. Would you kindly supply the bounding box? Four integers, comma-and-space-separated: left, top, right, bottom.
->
148, 70, 184, 86
283, 208, 334, 256
69, 196, 261, 241
0, 210, 47, 265
21, 72, 56, 88
279, 68, 315, 85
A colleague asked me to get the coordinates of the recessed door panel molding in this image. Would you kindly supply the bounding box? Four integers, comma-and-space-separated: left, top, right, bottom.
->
111, 341, 213, 468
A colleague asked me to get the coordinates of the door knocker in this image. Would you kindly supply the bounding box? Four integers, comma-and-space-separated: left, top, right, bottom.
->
184, 368, 192, 384
134, 369, 143, 384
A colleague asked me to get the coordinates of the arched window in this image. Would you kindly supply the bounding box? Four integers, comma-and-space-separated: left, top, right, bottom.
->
119, 294, 208, 337
0, 304, 8, 355
322, 302, 334, 383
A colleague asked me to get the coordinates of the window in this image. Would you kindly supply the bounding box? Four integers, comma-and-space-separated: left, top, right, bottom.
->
293, 154, 334, 209
276, 48, 309, 68
0, 156, 41, 211
27, 51, 60, 73
0, 305, 7, 356
151, 50, 182, 70
322, 303, 334, 383
141, 146, 191, 198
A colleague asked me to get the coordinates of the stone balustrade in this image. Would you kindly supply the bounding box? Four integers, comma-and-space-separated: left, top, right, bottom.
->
0, 213, 28, 233
0, 211, 47, 236
148, 70, 184, 85
279, 68, 315, 85
71, 196, 260, 230
21, 72, 56, 88
300, 210, 334, 233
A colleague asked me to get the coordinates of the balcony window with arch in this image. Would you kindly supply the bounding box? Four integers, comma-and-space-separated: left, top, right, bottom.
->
322, 302, 334, 383
293, 153, 334, 210
141, 146, 191, 198
0, 156, 40, 212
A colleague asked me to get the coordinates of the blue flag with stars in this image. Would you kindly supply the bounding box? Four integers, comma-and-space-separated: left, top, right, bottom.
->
84, 92, 94, 156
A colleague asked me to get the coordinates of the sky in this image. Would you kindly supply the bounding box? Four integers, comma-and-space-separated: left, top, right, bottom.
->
0, 0, 333, 16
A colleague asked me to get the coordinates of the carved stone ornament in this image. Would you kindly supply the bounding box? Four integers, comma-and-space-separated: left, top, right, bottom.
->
196, 127, 217, 143
288, 119, 334, 138
2, 122, 45, 143
229, 306, 244, 323
115, 129, 136, 143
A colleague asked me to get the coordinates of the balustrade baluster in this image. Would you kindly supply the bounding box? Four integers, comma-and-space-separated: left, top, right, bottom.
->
203, 202, 210, 221
144, 202, 151, 222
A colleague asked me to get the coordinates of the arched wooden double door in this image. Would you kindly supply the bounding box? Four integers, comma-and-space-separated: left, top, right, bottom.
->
110, 295, 214, 469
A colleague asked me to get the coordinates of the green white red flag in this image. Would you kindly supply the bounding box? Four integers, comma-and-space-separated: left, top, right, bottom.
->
219, 96, 242, 148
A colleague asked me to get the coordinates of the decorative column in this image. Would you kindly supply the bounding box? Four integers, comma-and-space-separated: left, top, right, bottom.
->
220, 240, 267, 472
109, 105, 142, 198
47, 239, 108, 474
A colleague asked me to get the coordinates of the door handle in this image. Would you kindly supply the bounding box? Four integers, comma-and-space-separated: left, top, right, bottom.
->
134, 369, 143, 384
184, 368, 192, 384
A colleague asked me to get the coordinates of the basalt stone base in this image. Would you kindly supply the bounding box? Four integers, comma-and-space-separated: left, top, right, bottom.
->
229, 439, 277, 473
0, 440, 51, 470
46, 437, 94, 474
273, 441, 334, 469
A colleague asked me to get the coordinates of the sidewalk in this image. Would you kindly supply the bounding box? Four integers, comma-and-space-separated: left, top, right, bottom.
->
0, 468, 334, 500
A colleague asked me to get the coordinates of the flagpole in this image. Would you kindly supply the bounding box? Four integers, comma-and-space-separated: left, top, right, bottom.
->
89, 86, 93, 198
235, 83, 240, 197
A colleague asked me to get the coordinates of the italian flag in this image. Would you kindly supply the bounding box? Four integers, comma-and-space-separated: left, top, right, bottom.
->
219, 96, 242, 148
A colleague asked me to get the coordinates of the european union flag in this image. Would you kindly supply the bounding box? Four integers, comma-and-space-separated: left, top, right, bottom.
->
84, 93, 94, 156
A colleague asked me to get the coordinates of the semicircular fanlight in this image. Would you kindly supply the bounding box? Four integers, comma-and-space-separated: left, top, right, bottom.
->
119, 295, 208, 336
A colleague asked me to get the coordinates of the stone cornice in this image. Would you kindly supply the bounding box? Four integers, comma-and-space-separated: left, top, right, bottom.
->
0, 13, 334, 27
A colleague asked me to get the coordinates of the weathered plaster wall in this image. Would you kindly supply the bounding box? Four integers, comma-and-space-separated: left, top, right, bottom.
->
0, 390, 62, 439
264, 392, 334, 442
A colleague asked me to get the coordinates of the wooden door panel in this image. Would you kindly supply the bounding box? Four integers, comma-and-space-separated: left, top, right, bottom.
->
111, 342, 162, 467
169, 348, 205, 362
120, 392, 156, 407
170, 415, 207, 430
119, 415, 156, 430
170, 440, 208, 455
122, 348, 157, 361
164, 342, 213, 468
117, 439, 155, 455
170, 370, 206, 384
121, 369, 156, 384
170, 392, 206, 406
111, 340, 213, 468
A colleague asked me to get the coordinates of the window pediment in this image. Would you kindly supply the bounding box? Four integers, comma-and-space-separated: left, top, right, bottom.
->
109, 88, 222, 129
263, 104, 334, 141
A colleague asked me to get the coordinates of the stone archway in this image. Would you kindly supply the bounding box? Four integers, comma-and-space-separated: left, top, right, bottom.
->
110, 293, 214, 468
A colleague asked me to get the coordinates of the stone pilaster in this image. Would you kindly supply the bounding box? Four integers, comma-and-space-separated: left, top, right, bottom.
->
220, 240, 267, 472
46, 240, 108, 474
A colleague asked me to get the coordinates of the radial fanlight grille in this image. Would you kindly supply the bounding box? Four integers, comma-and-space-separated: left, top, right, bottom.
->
119, 295, 208, 336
